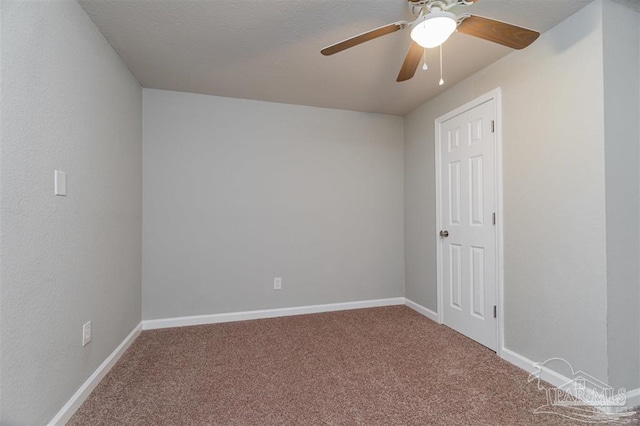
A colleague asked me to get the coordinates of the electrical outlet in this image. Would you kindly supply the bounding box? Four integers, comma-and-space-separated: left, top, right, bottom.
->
273, 277, 282, 290
82, 321, 92, 346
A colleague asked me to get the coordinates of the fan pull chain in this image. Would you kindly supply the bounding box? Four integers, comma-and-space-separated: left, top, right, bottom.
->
439, 44, 445, 86
422, 48, 428, 71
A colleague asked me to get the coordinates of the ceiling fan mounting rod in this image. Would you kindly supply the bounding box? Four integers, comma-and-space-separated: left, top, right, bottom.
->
407, 0, 475, 16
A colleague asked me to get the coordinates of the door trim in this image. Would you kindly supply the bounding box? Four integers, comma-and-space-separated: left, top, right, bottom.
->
434, 88, 504, 356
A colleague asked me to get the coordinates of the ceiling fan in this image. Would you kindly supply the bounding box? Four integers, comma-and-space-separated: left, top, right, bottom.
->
321, 0, 540, 83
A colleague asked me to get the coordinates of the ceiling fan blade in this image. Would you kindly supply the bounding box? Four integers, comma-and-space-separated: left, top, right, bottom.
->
457, 15, 540, 50
397, 41, 423, 82
321, 22, 407, 56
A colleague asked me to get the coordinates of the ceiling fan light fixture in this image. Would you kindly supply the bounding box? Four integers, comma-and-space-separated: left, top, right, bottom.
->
410, 11, 458, 49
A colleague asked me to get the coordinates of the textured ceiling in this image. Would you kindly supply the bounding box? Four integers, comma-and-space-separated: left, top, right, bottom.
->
80, 0, 594, 115
614, 0, 640, 11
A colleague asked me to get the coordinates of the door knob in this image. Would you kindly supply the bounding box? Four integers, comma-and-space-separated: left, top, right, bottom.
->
440, 230, 449, 237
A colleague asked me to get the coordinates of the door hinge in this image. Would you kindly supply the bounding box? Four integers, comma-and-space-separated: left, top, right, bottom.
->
493, 305, 497, 318
491, 120, 495, 133
492, 212, 496, 225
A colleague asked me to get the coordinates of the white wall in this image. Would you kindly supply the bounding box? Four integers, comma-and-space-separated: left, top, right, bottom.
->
0, 1, 142, 423
603, 0, 640, 391
404, 1, 609, 381
143, 89, 404, 320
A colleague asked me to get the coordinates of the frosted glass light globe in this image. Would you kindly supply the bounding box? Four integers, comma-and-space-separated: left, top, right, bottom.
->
410, 11, 457, 49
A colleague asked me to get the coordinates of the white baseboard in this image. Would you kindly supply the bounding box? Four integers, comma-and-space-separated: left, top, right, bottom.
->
48, 323, 142, 425
142, 297, 406, 330
404, 298, 439, 322
501, 347, 571, 389
501, 347, 640, 412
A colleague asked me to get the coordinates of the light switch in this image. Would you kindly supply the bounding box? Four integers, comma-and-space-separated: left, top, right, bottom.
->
54, 170, 67, 196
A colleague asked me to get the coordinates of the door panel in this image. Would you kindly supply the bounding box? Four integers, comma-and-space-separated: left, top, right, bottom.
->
449, 243, 462, 309
440, 99, 497, 351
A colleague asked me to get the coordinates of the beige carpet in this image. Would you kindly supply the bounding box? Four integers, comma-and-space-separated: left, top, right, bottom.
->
70, 306, 637, 425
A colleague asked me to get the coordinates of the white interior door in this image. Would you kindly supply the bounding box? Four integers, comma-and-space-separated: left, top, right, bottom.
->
438, 99, 497, 351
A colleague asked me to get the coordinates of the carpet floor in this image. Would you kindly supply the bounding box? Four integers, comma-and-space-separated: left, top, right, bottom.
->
70, 306, 638, 425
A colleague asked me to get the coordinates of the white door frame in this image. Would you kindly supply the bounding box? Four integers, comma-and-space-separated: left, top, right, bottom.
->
434, 88, 504, 356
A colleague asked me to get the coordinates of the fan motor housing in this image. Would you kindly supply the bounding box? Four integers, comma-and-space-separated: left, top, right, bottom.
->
408, 0, 475, 14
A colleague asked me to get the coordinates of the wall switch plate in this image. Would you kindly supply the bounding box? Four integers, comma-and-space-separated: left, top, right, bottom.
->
82, 321, 92, 346
273, 277, 282, 290
54, 170, 67, 196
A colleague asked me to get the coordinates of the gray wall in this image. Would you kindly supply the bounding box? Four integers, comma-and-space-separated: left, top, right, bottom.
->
143, 89, 404, 320
0, 1, 142, 424
603, 0, 640, 390
404, 1, 609, 381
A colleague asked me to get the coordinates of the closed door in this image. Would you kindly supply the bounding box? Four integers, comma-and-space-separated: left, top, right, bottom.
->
439, 99, 497, 351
